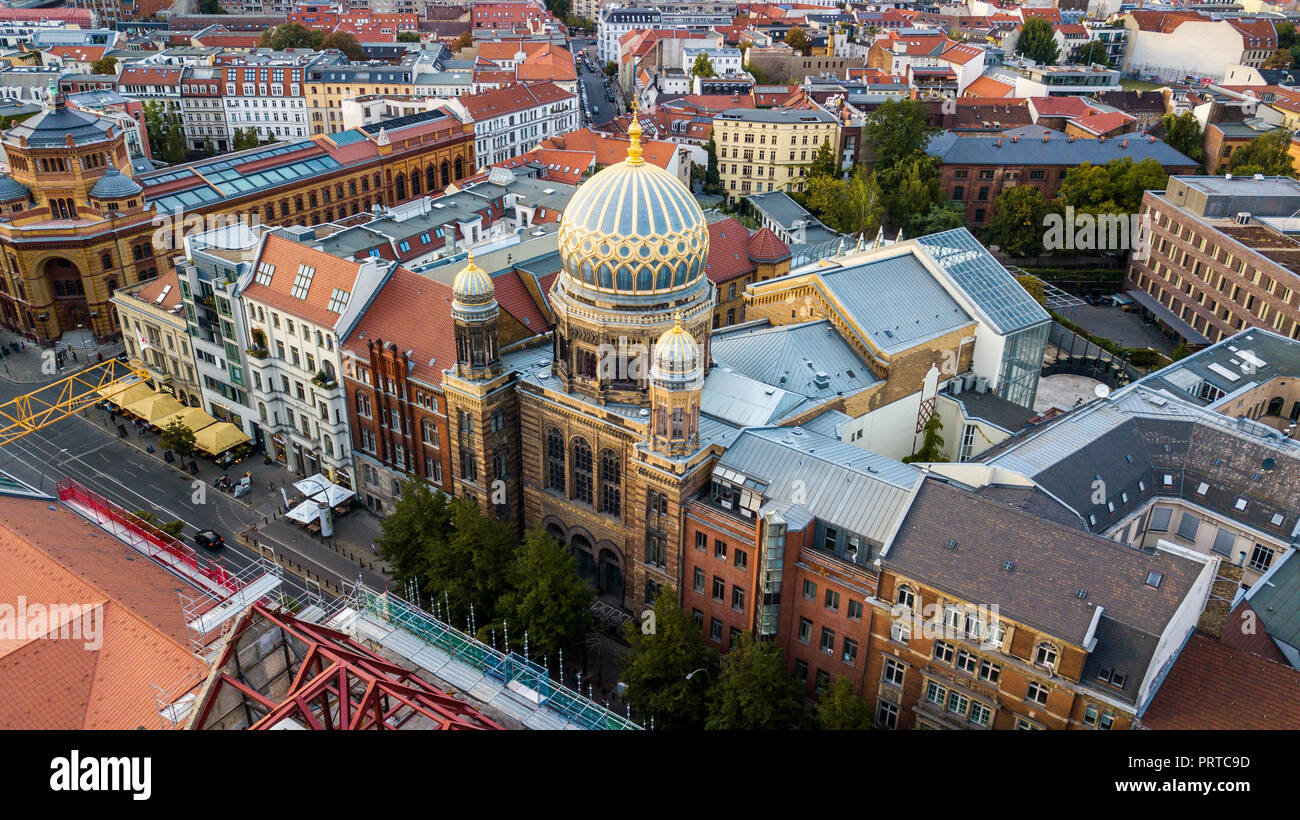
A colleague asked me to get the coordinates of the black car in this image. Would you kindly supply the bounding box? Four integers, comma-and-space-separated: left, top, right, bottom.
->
195, 529, 224, 549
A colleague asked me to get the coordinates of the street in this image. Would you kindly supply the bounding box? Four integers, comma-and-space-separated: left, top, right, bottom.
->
572, 38, 619, 127
0, 360, 391, 604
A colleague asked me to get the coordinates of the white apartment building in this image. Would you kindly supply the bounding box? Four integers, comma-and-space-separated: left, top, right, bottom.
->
222, 61, 309, 144
452, 82, 578, 169
180, 65, 230, 154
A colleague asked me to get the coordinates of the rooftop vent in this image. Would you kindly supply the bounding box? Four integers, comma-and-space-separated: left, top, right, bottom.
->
945, 539, 958, 550
1003, 560, 1015, 572
1075, 588, 1088, 600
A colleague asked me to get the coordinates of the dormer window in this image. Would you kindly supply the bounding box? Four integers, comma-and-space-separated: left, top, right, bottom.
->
1034, 642, 1058, 669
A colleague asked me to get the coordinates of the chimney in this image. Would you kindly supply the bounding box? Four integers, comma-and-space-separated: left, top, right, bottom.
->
1195, 559, 1243, 639
444, 224, 457, 254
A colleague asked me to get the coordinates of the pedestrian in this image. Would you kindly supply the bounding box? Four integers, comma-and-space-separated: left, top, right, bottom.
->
97, 352, 103, 363
70, 349, 77, 362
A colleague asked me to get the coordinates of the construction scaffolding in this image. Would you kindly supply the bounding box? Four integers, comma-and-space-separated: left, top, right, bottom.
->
0, 359, 148, 447
329, 583, 641, 730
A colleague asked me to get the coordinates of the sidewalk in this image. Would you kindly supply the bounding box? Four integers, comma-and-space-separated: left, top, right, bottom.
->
0, 328, 125, 384
86, 402, 393, 586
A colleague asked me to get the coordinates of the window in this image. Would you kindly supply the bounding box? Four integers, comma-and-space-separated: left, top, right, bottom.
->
1250, 543, 1276, 572
933, 641, 954, 664
814, 670, 830, 694
1083, 704, 1098, 727
803, 579, 817, 601
876, 701, 898, 729
798, 617, 812, 643
895, 585, 915, 609
1175, 512, 1200, 542
842, 637, 857, 666
714, 539, 727, 559
571, 438, 593, 504
710, 618, 722, 643
712, 576, 725, 601
693, 567, 705, 593
978, 660, 1001, 684
969, 701, 991, 726
1034, 642, 1058, 669
695, 531, 707, 551
883, 657, 905, 686
731, 586, 745, 612
1026, 681, 1050, 705
734, 549, 748, 569
956, 650, 978, 674
545, 428, 565, 492
598, 450, 621, 518
795, 659, 808, 684
848, 600, 863, 621
891, 619, 910, 644
925, 680, 946, 705
820, 627, 836, 654
947, 691, 969, 717
824, 589, 840, 611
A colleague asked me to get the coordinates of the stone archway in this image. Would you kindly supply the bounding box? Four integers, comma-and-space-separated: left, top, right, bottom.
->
596, 542, 625, 603
40, 256, 88, 341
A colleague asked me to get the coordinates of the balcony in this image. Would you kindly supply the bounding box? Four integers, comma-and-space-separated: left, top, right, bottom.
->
246, 346, 269, 360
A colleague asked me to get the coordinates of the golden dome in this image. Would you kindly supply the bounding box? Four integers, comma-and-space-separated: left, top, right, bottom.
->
451, 251, 497, 320
556, 100, 708, 298
650, 312, 703, 388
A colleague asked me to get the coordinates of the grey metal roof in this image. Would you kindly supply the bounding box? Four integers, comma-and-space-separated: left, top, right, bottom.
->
89, 168, 143, 199
914, 228, 1050, 335
1118, 328, 1300, 407
0, 173, 30, 202
6, 102, 115, 148
947, 390, 1034, 434
700, 367, 807, 427
927, 127, 1197, 168
817, 252, 973, 353
711, 319, 882, 402
716, 107, 837, 124
1247, 551, 1300, 654
719, 426, 920, 546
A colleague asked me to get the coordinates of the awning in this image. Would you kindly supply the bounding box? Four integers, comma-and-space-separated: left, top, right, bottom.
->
125, 392, 184, 423
194, 422, 251, 455
293, 473, 355, 506
286, 498, 323, 525
101, 382, 154, 407
153, 406, 218, 434
1125, 289, 1210, 345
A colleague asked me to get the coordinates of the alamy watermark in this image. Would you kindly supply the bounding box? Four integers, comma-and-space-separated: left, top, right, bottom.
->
889, 600, 1003, 647
1043, 206, 1154, 261
150, 205, 265, 252
0, 597, 103, 650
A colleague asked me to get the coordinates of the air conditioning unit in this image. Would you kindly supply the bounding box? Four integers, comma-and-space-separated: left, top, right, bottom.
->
949, 377, 963, 395
975, 376, 989, 394
963, 372, 977, 390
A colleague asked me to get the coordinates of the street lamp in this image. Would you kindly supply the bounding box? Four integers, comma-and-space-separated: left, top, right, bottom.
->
685, 668, 710, 681
299, 476, 333, 539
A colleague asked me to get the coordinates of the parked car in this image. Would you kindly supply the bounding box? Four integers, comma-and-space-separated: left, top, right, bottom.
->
195, 529, 225, 549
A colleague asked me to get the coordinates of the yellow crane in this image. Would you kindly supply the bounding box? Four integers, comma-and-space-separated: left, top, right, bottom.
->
0, 359, 151, 448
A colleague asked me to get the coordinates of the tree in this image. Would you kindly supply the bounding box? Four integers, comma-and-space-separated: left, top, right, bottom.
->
199, 0, 226, 12
321, 31, 365, 61
142, 100, 185, 164
702, 135, 722, 193
902, 412, 946, 463
603, 61, 616, 77
232, 127, 260, 152
455, 31, 474, 51
807, 137, 839, 181
785, 25, 812, 57
1263, 49, 1293, 69
133, 509, 185, 539
259, 23, 324, 52
816, 676, 874, 730
690, 52, 716, 78
90, 56, 117, 75
1161, 111, 1204, 163
910, 200, 967, 234
421, 497, 515, 627
159, 419, 197, 458
374, 477, 451, 592
1016, 17, 1059, 66
1073, 40, 1109, 67
496, 527, 593, 661
984, 184, 1051, 257
1228, 128, 1297, 177
861, 98, 938, 180
619, 589, 716, 730
1056, 157, 1168, 216
805, 170, 885, 236
890, 154, 943, 228
397, 31, 422, 43
705, 634, 804, 730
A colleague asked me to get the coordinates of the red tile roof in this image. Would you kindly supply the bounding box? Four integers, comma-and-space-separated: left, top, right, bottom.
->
1070, 110, 1136, 136
460, 82, 573, 121
494, 269, 551, 333
244, 234, 369, 330
1221, 600, 1290, 664
747, 227, 790, 263
343, 267, 455, 386
1140, 632, 1300, 730
705, 218, 755, 283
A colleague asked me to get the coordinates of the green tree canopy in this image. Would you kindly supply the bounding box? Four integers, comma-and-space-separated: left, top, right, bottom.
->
422, 497, 515, 627
397, 31, 422, 44
604, 61, 617, 77
455, 31, 474, 51
142, 100, 186, 164
807, 137, 839, 180
620, 589, 716, 730
231, 127, 260, 152
703, 135, 722, 193
804, 169, 885, 236
862, 98, 938, 179
259, 23, 323, 51
160, 418, 197, 458
705, 634, 804, 730
910, 200, 967, 234
1228, 128, 1297, 177
984, 184, 1051, 257
321, 31, 365, 61
199, 0, 226, 12
1161, 111, 1204, 163
1016, 17, 1059, 66
816, 676, 875, 730
1073, 39, 1109, 67
496, 527, 593, 661
374, 476, 451, 592
1056, 157, 1168, 215
691, 52, 716, 78
889, 154, 943, 228
785, 25, 812, 56
90, 56, 117, 75
134, 509, 185, 539
902, 412, 947, 463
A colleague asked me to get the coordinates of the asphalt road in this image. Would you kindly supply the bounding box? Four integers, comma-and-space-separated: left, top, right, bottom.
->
574, 40, 618, 127
0, 367, 379, 604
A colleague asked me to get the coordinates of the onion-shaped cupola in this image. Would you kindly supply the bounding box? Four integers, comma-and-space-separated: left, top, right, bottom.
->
451, 251, 501, 380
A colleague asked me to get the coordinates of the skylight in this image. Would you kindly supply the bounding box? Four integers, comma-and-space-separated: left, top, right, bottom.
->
255, 261, 275, 286
291, 264, 315, 300
327, 288, 351, 313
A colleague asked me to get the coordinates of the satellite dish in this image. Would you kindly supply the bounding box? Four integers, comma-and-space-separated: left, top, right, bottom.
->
1094, 384, 1111, 399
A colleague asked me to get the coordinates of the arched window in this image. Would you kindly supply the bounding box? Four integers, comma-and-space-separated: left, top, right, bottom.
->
410, 170, 421, 196
895, 584, 916, 610
571, 437, 593, 504
1034, 641, 1059, 669
441, 160, 450, 187
599, 449, 621, 518
545, 428, 565, 493
454, 156, 464, 180
395, 174, 407, 201
428, 164, 437, 191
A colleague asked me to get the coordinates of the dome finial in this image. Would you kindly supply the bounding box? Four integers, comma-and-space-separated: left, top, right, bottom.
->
673, 309, 682, 328
626, 96, 644, 166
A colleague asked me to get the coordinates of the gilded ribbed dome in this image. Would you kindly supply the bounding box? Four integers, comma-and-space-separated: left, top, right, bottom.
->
650, 313, 703, 388
451, 251, 497, 320
557, 110, 708, 297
